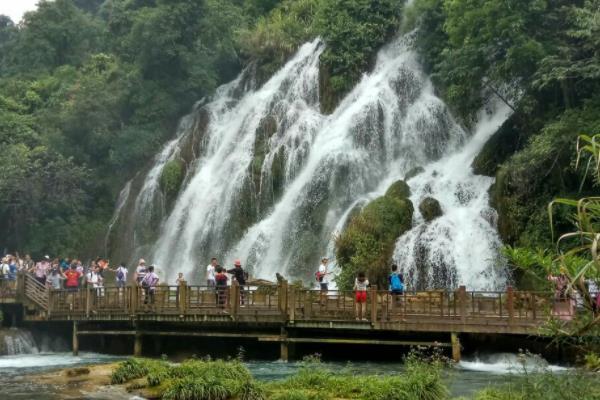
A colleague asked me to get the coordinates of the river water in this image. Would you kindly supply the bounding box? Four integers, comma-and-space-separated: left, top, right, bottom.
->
0, 352, 568, 399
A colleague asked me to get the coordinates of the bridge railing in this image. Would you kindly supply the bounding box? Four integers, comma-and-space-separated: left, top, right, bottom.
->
20, 276, 573, 326
0, 277, 17, 301
288, 286, 560, 324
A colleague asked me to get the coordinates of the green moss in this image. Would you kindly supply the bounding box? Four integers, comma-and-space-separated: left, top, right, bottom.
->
335, 183, 413, 290
385, 179, 411, 199
419, 197, 442, 222
160, 160, 185, 202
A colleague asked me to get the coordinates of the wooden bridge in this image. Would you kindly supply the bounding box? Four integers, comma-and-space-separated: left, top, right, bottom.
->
0, 273, 569, 361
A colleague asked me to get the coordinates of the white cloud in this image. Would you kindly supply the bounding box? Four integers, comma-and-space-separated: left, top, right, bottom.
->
0, 0, 41, 23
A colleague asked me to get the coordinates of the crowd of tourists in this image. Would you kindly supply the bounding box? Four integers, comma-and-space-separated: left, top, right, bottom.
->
0, 251, 411, 319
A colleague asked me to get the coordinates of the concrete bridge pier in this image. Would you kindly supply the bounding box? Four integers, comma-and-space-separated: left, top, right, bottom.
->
279, 327, 295, 362
451, 332, 461, 362
72, 321, 79, 356
134, 332, 143, 357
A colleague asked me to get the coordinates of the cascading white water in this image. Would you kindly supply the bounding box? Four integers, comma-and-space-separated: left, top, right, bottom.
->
393, 103, 511, 290
0, 329, 38, 355
112, 30, 510, 289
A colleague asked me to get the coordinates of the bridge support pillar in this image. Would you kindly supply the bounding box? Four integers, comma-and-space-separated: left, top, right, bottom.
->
134, 333, 143, 357
280, 327, 294, 362
451, 332, 461, 362
72, 321, 79, 356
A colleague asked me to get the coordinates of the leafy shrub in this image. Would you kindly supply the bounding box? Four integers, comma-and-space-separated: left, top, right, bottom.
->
160, 159, 185, 200
315, 0, 403, 110
237, 0, 320, 80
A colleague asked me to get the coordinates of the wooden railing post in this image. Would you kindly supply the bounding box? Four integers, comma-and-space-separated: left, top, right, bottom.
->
85, 286, 92, 318
370, 285, 378, 322
230, 281, 240, 317
178, 280, 187, 316
288, 287, 296, 322
47, 289, 53, 318
16, 271, 25, 303
278, 280, 288, 315
458, 285, 467, 324
130, 285, 138, 316
304, 290, 313, 319
506, 286, 514, 325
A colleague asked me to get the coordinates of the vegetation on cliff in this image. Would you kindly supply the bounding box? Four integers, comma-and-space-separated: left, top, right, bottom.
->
335, 180, 413, 290
406, 0, 600, 253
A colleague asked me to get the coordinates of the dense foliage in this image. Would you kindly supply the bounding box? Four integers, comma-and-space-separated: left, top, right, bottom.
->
0, 0, 407, 258
335, 180, 413, 290
0, 0, 255, 256
404, 0, 600, 263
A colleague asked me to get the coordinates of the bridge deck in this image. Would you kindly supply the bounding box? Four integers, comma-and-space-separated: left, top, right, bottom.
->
0, 274, 573, 360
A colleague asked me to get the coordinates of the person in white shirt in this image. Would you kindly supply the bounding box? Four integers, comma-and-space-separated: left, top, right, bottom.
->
317, 257, 330, 291
86, 266, 104, 302
206, 257, 217, 288
135, 258, 147, 286
354, 271, 370, 321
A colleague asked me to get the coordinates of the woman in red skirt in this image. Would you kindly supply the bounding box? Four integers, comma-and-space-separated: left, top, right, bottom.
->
354, 271, 369, 321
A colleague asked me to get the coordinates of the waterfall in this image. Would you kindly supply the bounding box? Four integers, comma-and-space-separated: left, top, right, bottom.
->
392, 103, 511, 290
0, 329, 39, 355
109, 31, 510, 290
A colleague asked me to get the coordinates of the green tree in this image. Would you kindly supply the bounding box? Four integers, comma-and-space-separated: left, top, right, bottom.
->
9, 0, 103, 72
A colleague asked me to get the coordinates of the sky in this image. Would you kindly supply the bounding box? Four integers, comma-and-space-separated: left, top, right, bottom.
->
0, 0, 40, 22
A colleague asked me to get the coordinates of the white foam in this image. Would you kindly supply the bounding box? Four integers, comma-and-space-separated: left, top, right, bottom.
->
459, 353, 569, 374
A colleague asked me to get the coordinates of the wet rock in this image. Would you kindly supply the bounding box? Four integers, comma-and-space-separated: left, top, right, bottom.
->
419, 197, 442, 222
404, 166, 424, 181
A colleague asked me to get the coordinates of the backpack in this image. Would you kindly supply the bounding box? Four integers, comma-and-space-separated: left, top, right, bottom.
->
141, 275, 151, 288
116, 268, 125, 281
390, 273, 404, 292
315, 271, 324, 282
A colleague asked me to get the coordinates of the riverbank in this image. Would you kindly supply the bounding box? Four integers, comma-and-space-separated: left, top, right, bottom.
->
18, 352, 597, 400
2, 351, 597, 399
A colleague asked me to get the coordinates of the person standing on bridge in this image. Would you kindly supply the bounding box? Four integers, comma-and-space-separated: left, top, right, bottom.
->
227, 259, 248, 305
215, 265, 228, 311
135, 259, 147, 286
64, 264, 81, 292
206, 257, 217, 288
316, 257, 330, 292
141, 265, 159, 306
31, 256, 51, 286
113, 262, 128, 289
354, 271, 370, 321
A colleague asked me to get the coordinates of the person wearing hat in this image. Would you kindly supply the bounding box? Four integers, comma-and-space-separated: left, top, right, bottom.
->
227, 259, 248, 305
135, 258, 147, 286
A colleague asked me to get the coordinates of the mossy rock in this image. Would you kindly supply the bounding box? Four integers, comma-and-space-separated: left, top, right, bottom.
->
419, 197, 442, 222
404, 166, 424, 181
335, 194, 413, 290
385, 180, 411, 199
159, 160, 185, 201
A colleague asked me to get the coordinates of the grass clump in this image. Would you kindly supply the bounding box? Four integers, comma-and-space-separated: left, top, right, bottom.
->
265, 354, 448, 400
112, 358, 264, 400
111, 358, 171, 385
471, 370, 600, 400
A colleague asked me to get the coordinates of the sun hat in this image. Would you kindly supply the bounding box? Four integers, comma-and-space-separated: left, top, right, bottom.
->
234, 259, 241, 266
